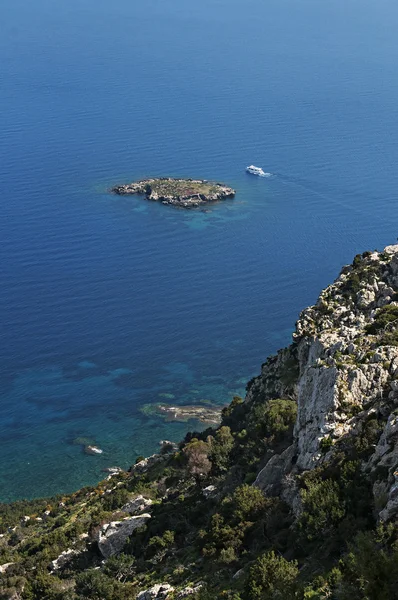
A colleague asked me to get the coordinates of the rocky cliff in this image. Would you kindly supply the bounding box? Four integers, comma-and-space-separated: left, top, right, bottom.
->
252, 244, 398, 523
3, 245, 398, 599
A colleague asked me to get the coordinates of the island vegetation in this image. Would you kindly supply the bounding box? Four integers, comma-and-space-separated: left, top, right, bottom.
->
112, 178, 235, 208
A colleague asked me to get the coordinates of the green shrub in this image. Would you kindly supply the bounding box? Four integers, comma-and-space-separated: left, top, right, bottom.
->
319, 436, 333, 453
219, 546, 237, 564
75, 569, 132, 600
230, 485, 268, 522
210, 426, 234, 473
250, 398, 297, 442
337, 529, 398, 600
148, 529, 175, 554
298, 478, 345, 541
102, 553, 135, 582
221, 396, 246, 430
365, 305, 398, 334
246, 551, 299, 600
101, 488, 130, 511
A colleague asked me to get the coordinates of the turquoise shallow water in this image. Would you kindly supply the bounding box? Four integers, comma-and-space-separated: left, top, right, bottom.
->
2, 0, 398, 501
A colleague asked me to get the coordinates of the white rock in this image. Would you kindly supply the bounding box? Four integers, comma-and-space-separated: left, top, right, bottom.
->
121, 495, 153, 515
0, 562, 14, 574
384, 244, 398, 255
254, 445, 296, 493
136, 583, 174, 600
97, 514, 151, 558
232, 568, 245, 580
202, 485, 217, 499
177, 583, 203, 597
357, 289, 376, 308
50, 549, 77, 571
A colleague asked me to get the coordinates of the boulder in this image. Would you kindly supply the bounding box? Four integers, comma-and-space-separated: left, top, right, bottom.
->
50, 549, 77, 571
254, 445, 296, 494
159, 440, 179, 453
202, 485, 217, 499
136, 583, 174, 600
176, 583, 203, 598
0, 562, 14, 574
97, 514, 151, 558
130, 453, 167, 474
121, 495, 153, 515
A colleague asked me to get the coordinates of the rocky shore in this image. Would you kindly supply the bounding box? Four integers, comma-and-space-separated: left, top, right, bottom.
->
111, 177, 235, 208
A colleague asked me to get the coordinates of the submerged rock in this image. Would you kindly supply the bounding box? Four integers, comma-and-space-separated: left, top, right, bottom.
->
141, 402, 223, 425
84, 445, 103, 455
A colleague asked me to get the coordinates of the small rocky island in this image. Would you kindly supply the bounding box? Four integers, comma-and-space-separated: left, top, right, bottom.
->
112, 177, 235, 208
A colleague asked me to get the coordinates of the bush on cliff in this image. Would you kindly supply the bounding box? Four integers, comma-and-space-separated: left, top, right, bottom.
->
365, 304, 398, 334
252, 398, 297, 441
246, 551, 299, 600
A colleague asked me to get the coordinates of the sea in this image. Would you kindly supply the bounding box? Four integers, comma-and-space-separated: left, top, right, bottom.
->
1, 0, 398, 501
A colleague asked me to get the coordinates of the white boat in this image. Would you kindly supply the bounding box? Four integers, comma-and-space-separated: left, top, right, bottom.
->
246, 165, 266, 176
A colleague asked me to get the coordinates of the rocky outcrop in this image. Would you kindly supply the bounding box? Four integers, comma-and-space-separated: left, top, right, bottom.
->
50, 549, 78, 571
96, 514, 151, 558
136, 583, 174, 600
254, 445, 296, 495
130, 453, 168, 474
112, 178, 235, 208
252, 245, 398, 522
202, 485, 217, 498
159, 440, 179, 453
121, 495, 153, 515
176, 583, 203, 598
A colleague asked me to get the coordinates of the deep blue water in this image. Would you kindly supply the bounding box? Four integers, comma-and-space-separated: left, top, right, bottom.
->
1, 0, 398, 501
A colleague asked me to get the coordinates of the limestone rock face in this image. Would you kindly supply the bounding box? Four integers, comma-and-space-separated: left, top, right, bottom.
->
295, 359, 339, 470
251, 244, 398, 521
136, 583, 174, 600
254, 445, 296, 494
366, 415, 398, 521
97, 514, 151, 558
